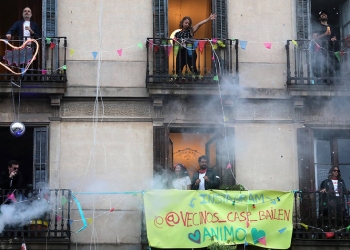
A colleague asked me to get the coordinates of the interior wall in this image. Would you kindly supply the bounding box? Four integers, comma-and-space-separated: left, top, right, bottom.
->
169, 133, 211, 176
168, 0, 212, 75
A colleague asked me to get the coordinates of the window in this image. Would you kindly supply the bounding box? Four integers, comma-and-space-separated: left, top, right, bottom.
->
0, 126, 49, 189
153, 126, 235, 188
297, 128, 350, 191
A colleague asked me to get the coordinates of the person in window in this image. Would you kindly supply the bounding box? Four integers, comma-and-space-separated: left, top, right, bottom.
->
191, 155, 220, 190
312, 10, 339, 83
174, 14, 217, 77
319, 166, 348, 224
5, 7, 41, 40
172, 164, 191, 190
0, 160, 23, 189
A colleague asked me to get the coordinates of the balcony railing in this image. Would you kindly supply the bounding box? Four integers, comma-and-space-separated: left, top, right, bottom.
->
146, 38, 239, 88
286, 39, 350, 86
293, 190, 350, 242
0, 36, 67, 94
0, 189, 71, 243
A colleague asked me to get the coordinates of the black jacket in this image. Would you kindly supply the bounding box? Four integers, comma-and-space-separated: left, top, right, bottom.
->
0, 170, 23, 189
6, 20, 41, 38
191, 168, 220, 190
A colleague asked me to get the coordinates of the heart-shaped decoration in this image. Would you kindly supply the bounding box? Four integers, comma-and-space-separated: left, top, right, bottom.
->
0, 38, 39, 75
188, 229, 201, 244
251, 228, 266, 244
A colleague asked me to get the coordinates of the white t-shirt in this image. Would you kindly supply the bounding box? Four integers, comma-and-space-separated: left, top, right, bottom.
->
23, 21, 31, 37
332, 179, 339, 196
172, 176, 191, 190
198, 172, 206, 190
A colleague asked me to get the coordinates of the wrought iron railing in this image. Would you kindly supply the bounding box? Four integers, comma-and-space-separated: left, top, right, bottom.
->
0, 189, 71, 241
293, 190, 350, 240
286, 39, 350, 86
0, 36, 67, 83
146, 38, 239, 84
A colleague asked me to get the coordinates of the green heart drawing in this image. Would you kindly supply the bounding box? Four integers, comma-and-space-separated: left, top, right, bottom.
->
251, 228, 266, 244
188, 229, 201, 244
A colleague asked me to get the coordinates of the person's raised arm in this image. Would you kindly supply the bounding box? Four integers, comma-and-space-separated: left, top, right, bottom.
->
192, 13, 217, 34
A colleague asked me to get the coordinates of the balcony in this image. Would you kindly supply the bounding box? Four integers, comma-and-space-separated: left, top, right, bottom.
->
292, 190, 350, 248
286, 39, 350, 97
0, 36, 67, 96
0, 189, 71, 249
146, 38, 239, 97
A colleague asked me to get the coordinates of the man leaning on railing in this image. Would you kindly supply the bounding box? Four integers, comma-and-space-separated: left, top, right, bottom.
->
5, 6, 41, 41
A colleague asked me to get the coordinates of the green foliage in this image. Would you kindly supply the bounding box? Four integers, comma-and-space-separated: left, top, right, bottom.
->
219, 184, 246, 191
207, 237, 237, 250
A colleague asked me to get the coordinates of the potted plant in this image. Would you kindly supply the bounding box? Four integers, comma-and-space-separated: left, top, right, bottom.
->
207, 237, 237, 250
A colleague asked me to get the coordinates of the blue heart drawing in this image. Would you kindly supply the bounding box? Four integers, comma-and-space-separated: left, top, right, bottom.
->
188, 229, 201, 244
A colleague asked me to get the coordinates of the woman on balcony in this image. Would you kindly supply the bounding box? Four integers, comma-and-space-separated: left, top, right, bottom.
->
171, 163, 191, 190
174, 14, 216, 76
319, 166, 348, 225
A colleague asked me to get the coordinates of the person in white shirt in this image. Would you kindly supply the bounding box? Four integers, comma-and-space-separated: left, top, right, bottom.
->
172, 164, 191, 190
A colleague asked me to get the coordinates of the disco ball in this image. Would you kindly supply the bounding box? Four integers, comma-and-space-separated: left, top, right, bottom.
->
10, 122, 26, 137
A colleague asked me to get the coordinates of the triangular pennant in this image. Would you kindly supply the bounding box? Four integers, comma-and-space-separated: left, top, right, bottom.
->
226, 162, 232, 169
212, 55, 215, 60
212, 38, 217, 43
334, 51, 341, 62
117, 49, 123, 57
240, 40, 248, 50
62, 65, 67, 70
7, 193, 17, 202
109, 207, 115, 212
21, 68, 25, 77
46, 38, 51, 44
193, 40, 199, 49
292, 40, 298, 47
198, 40, 206, 53
56, 215, 62, 222
167, 46, 172, 56
50, 42, 56, 49
212, 44, 218, 50
224, 116, 229, 122
315, 43, 321, 52
69, 49, 75, 57
279, 227, 286, 233
153, 45, 159, 53
299, 223, 308, 230
246, 220, 250, 228
174, 45, 179, 57
92, 52, 98, 59
61, 196, 68, 205
137, 43, 143, 49
87, 218, 93, 225
213, 75, 219, 81
263, 42, 272, 49
68, 219, 73, 225
258, 236, 266, 246
41, 69, 47, 75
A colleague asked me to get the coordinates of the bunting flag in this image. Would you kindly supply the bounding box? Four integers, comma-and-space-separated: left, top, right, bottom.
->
213, 75, 219, 81
117, 49, 123, 56
41, 69, 47, 74
240, 40, 248, 50
212, 38, 217, 44
193, 40, 199, 49
68, 219, 73, 226
109, 207, 115, 212
263, 42, 272, 49
50, 42, 56, 49
62, 65, 67, 70
198, 40, 206, 53
45, 38, 51, 44
292, 40, 298, 47
87, 218, 93, 225
167, 46, 172, 56
69, 49, 75, 57
7, 193, 17, 202
334, 51, 341, 62
56, 215, 62, 222
173, 45, 179, 57
92, 51, 98, 59
61, 196, 68, 205
315, 43, 321, 52
226, 162, 232, 169
137, 43, 143, 49
21, 68, 25, 77
153, 45, 159, 53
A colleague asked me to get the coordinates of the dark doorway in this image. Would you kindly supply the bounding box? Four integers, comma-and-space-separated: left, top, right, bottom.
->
0, 126, 34, 189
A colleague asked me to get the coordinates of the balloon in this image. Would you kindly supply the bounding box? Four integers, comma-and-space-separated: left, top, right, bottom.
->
10, 122, 26, 137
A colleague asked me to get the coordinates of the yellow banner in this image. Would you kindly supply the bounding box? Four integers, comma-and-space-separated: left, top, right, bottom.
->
144, 189, 293, 249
